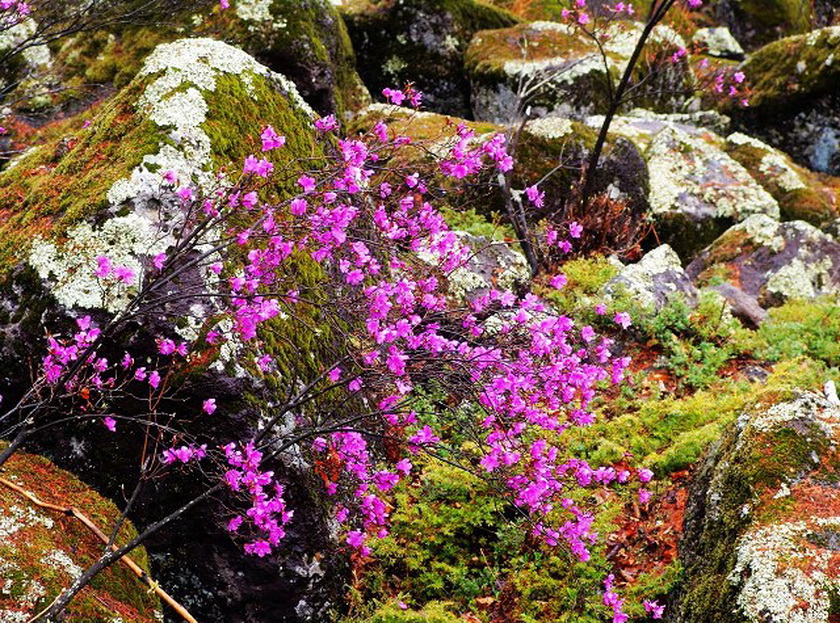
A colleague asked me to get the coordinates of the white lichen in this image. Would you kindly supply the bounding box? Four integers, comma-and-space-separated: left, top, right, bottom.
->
0, 504, 54, 540
108, 38, 313, 208
28, 214, 170, 313
525, 116, 573, 139
604, 244, 687, 310
766, 257, 833, 300
40, 549, 83, 580
733, 214, 785, 252
646, 126, 780, 220
731, 518, 840, 623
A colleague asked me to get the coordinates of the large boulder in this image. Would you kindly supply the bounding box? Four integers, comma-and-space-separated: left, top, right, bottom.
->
730, 27, 840, 176
341, 0, 518, 118
687, 214, 840, 307
643, 124, 780, 260
714, 0, 812, 50
0, 445, 160, 621
0, 39, 346, 622
724, 132, 839, 226
670, 389, 840, 623
9, 0, 368, 120
465, 20, 693, 124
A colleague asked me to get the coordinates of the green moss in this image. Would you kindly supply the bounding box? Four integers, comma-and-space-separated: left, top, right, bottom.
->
746, 297, 840, 366
729, 0, 811, 48
342, 0, 518, 116
737, 27, 840, 112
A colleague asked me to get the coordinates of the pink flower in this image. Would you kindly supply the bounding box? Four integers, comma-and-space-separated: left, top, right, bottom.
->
614, 311, 632, 329
569, 221, 583, 239
103, 417, 116, 432
382, 88, 405, 105
639, 488, 652, 504
152, 253, 166, 270
314, 115, 339, 133
644, 600, 665, 619
203, 398, 217, 415
94, 256, 112, 279
550, 274, 567, 289
525, 185, 545, 208
245, 540, 272, 557
297, 175, 316, 193
113, 265, 135, 285
638, 468, 654, 483
260, 125, 286, 151
148, 370, 161, 389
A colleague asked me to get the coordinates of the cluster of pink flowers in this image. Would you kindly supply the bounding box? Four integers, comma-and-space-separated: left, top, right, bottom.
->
0, 0, 30, 24
223, 442, 293, 557
46, 82, 662, 618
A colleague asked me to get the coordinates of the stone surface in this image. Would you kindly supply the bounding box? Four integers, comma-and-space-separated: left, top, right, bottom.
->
692, 27, 745, 59
342, 0, 518, 118
671, 390, 840, 623
724, 132, 839, 226
731, 27, 840, 175
465, 20, 693, 124
0, 446, 160, 621
603, 244, 698, 311
687, 214, 840, 307
643, 124, 780, 260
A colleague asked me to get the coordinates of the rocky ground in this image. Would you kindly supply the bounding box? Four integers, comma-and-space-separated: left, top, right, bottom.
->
1, 0, 840, 622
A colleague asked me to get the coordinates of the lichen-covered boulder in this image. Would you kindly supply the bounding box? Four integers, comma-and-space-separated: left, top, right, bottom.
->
0, 39, 346, 622
671, 389, 840, 623
465, 20, 693, 124
713, 0, 812, 49
341, 0, 518, 118
17, 0, 368, 120
724, 132, 839, 226
0, 37, 319, 275
603, 244, 699, 311
730, 27, 840, 175
686, 214, 840, 307
0, 446, 160, 621
642, 124, 780, 260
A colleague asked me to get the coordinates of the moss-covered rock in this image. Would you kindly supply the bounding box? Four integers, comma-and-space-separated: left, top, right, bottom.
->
0, 445, 160, 621
351, 103, 649, 233
341, 0, 519, 118
714, 0, 812, 50
671, 390, 840, 623
686, 214, 840, 307
724, 132, 839, 226
730, 27, 840, 175
0, 37, 319, 279
603, 244, 699, 311
465, 20, 694, 123
8, 0, 368, 122
640, 123, 780, 260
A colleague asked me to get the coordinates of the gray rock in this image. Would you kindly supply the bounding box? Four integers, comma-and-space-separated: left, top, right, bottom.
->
604, 244, 698, 311
692, 27, 745, 59
687, 214, 840, 307
706, 283, 767, 328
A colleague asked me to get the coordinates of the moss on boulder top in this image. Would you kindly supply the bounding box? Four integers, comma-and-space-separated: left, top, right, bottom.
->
671, 389, 840, 623
737, 27, 840, 112
0, 445, 159, 621
341, 0, 518, 118
724, 132, 839, 226
18, 0, 367, 119
715, 0, 812, 50
0, 37, 320, 281
465, 20, 693, 123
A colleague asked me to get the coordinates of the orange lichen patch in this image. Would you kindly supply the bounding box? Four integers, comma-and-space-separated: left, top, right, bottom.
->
0, 446, 159, 620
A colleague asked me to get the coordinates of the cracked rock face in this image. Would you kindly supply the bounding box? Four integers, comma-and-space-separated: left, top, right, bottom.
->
672, 391, 840, 623
687, 214, 840, 307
